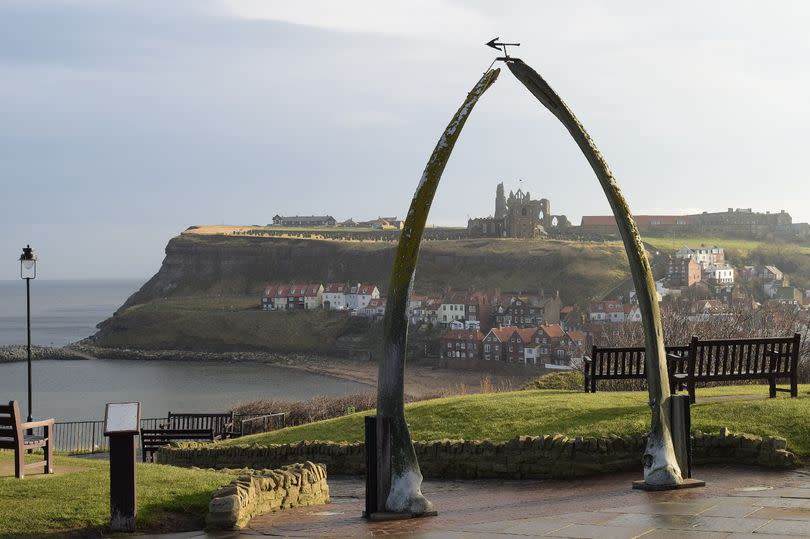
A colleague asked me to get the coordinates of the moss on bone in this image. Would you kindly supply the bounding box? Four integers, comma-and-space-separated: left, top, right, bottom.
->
377, 68, 500, 513
506, 58, 681, 486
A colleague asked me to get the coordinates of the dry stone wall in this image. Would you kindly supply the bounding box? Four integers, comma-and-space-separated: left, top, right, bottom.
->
206, 461, 329, 529
160, 428, 800, 480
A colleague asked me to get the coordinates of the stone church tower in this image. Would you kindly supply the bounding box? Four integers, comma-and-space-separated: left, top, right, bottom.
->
494, 182, 507, 220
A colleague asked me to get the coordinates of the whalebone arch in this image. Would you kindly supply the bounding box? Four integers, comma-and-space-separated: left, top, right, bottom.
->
375, 57, 680, 515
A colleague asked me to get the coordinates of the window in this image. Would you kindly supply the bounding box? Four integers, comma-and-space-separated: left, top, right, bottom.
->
484, 344, 490, 352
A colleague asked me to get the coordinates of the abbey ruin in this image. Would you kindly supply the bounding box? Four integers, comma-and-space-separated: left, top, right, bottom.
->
467, 182, 571, 239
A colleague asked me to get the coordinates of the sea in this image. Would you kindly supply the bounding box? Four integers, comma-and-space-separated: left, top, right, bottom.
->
0, 279, 369, 421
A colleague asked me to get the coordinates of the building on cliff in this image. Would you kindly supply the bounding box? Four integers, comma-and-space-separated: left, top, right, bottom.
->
272, 215, 336, 227
467, 182, 570, 239
579, 208, 805, 239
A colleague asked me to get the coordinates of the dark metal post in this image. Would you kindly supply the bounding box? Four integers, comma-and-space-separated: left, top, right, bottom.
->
363, 415, 393, 518
109, 435, 137, 530
26, 277, 32, 423
364, 416, 377, 518
670, 394, 692, 479
104, 402, 140, 532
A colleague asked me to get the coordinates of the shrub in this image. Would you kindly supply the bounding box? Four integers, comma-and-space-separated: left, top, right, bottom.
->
524, 371, 584, 390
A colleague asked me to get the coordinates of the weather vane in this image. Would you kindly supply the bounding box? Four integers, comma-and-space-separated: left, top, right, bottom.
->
486, 37, 520, 60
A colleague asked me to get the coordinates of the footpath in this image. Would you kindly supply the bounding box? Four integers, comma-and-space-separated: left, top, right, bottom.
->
141, 465, 810, 538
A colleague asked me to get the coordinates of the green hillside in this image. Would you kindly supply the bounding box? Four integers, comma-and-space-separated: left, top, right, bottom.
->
221, 385, 810, 455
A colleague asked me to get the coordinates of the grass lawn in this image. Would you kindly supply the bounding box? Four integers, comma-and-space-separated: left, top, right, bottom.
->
0, 453, 236, 537
222, 385, 810, 456
642, 234, 810, 256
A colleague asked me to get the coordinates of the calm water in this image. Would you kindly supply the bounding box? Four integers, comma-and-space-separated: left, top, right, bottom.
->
0, 279, 371, 421
0, 359, 370, 421
0, 279, 142, 346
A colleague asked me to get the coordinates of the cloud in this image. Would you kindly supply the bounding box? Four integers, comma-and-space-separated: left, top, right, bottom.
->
218, 0, 489, 40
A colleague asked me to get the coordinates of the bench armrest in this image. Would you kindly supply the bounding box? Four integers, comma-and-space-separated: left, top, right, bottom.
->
22, 418, 55, 429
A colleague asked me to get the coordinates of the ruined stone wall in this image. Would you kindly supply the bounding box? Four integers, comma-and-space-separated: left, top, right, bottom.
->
161, 429, 799, 480
207, 462, 329, 529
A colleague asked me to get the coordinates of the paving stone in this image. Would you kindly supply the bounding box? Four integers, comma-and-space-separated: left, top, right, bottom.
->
456, 517, 570, 535
600, 501, 718, 516
778, 488, 810, 499
542, 523, 654, 539
725, 535, 810, 539
748, 505, 810, 521
209, 468, 810, 538
697, 503, 762, 518
754, 519, 810, 536
602, 513, 770, 533
637, 530, 728, 539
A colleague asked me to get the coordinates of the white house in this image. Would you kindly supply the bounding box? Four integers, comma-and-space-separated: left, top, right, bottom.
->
323, 283, 350, 310
704, 264, 735, 284
346, 283, 380, 310
588, 300, 625, 323
675, 245, 725, 269
358, 297, 386, 318
438, 299, 466, 325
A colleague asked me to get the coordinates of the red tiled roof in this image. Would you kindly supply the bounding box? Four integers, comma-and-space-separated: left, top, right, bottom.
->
366, 298, 386, 309
354, 284, 378, 296
589, 301, 624, 313
539, 324, 565, 338
324, 282, 349, 294
263, 283, 321, 298
486, 326, 518, 342
516, 328, 539, 343
567, 330, 587, 342
443, 329, 485, 341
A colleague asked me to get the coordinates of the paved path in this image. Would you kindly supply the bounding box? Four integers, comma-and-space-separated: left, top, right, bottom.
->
143, 466, 810, 538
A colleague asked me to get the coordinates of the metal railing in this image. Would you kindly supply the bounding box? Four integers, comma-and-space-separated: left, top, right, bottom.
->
49, 417, 167, 454
236, 413, 286, 436
27, 413, 286, 454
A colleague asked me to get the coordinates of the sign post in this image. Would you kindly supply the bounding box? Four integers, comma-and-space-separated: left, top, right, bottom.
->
104, 402, 141, 532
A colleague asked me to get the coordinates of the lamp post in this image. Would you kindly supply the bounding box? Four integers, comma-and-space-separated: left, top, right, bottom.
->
19, 245, 36, 423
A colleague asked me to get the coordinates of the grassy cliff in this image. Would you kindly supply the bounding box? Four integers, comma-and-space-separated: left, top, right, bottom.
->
92, 232, 634, 353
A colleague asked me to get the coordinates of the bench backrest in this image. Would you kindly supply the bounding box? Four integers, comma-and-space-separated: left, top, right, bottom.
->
589, 345, 690, 377
0, 401, 23, 449
140, 428, 214, 446
688, 333, 801, 378
166, 412, 233, 436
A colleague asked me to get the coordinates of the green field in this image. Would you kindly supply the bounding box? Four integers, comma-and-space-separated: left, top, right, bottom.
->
0, 453, 236, 536
643, 234, 810, 256
221, 385, 810, 456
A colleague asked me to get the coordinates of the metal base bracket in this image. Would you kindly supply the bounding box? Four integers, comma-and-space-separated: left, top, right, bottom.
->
632, 478, 706, 491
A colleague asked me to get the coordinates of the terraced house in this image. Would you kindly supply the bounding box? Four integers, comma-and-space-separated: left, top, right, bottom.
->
262, 283, 324, 310
440, 329, 485, 359
322, 282, 350, 310
481, 326, 516, 362
346, 283, 380, 310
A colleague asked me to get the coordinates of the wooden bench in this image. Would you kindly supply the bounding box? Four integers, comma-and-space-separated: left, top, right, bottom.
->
163, 412, 237, 439
583, 345, 691, 393
140, 429, 214, 462
0, 400, 54, 479
676, 334, 801, 403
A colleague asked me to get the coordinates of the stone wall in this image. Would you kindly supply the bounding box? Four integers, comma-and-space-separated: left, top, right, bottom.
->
206, 462, 329, 529
160, 428, 800, 480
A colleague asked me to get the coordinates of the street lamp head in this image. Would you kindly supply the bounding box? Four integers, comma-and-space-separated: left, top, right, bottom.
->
20, 245, 37, 279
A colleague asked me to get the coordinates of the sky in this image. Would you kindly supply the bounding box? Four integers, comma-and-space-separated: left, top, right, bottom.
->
1, 0, 809, 280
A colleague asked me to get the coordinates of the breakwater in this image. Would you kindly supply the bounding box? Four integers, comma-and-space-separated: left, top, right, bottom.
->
0, 345, 92, 363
